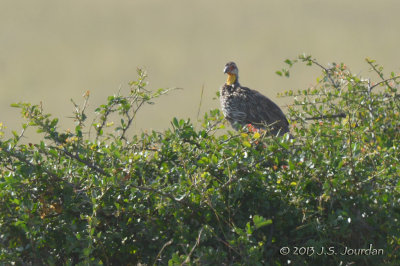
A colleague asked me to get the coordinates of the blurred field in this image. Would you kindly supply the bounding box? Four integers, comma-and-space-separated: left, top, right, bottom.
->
1, 0, 400, 139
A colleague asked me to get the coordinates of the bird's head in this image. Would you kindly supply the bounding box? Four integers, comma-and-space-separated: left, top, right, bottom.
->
223, 61, 238, 75
223, 61, 239, 85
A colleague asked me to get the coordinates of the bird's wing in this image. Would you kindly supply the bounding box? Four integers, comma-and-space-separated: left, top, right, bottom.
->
238, 87, 289, 129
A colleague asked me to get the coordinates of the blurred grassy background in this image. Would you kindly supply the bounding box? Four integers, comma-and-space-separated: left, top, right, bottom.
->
1, 0, 400, 138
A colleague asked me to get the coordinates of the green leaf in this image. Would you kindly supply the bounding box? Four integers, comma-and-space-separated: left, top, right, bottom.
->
48, 149, 58, 157
83, 248, 91, 256
50, 118, 58, 128
246, 222, 253, 235
243, 141, 251, 148
75, 125, 82, 137
198, 157, 210, 165
280, 141, 289, 150
211, 154, 218, 164
288, 160, 295, 171
11, 130, 18, 138
253, 215, 272, 230
172, 117, 179, 128
284, 59, 293, 66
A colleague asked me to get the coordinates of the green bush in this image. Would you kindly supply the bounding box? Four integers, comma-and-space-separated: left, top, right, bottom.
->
1, 57, 399, 265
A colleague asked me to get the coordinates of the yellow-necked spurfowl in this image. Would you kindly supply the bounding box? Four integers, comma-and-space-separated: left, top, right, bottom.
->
220, 61, 290, 136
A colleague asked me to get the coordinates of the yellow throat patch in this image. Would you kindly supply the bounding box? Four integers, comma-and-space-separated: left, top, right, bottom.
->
226, 74, 236, 85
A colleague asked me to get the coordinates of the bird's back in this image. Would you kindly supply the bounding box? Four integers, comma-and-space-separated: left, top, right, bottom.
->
220, 84, 289, 136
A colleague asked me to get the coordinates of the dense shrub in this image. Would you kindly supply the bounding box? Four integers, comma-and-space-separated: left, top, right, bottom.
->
1, 57, 399, 265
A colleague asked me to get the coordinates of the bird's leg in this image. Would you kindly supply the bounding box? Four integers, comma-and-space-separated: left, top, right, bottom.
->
246, 124, 258, 133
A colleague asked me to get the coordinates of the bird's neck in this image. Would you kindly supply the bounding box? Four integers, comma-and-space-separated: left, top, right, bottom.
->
226, 74, 238, 85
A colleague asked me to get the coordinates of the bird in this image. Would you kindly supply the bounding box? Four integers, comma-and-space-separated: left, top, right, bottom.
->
220, 61, 290, 136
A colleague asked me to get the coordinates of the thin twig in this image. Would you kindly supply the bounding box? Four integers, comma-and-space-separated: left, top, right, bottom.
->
57, 147, 109, 176
366, 59, 399, 92
181, 226, 204, 265
369, 75, 400, 91
119, 99, 145, 141
303, 113, 346, 120
153, 239, 174, 265
11, 125, 28, 149
130, 184, 192, 207
221, 175, 240, 189
309, 59, 339, 89
207, 227, 241, 257
95, 104, 114, 142
205, 120, 223, 134
197, 84, 205, 121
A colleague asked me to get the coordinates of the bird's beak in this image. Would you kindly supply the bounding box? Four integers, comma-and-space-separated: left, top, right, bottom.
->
223, 66, 229, 74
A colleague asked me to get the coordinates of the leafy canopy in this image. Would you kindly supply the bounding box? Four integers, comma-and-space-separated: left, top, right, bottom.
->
0, 58, 399, 265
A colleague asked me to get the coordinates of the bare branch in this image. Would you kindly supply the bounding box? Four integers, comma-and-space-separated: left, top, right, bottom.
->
153, 239, 174, 265
197, 84, 205, 121
309, 59, 340, 89
304, 113, 346, 120
366, 59, 399, 92
11, 124, 28, 149
181, 226, 204, 265
130, 184, 191, 207
369, 75, 400, 91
